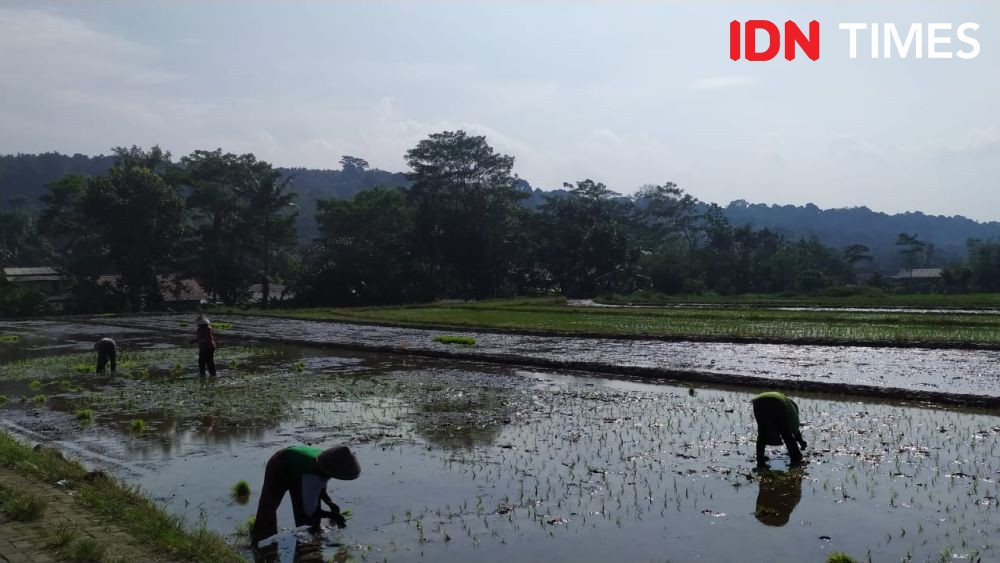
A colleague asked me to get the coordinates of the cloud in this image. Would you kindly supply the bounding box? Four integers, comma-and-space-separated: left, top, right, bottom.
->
688, 76, 753, 91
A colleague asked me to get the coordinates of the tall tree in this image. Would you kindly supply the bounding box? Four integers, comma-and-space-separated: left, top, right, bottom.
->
83, 159, 185, 310
404, 130, 523, 298
636, 182, 702, 274
299, 186, 418, 305
537, 180, 638, 296
896, 233, 926, 270
181, 149, 250, 304
235, 155, 298, 307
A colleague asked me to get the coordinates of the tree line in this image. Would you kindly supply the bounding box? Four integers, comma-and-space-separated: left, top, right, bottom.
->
3, 131, 1000, 315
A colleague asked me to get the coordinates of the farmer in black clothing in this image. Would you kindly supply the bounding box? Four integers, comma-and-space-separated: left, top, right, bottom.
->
251, 444, 361, 547
752, 391, 807, 467
95, 337, 116, 373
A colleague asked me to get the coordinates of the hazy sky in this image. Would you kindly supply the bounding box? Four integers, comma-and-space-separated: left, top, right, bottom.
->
1, 2, 998, 219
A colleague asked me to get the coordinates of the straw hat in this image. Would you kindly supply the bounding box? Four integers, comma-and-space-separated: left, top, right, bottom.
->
317, 445, 361, 480
195, 314, 210, 325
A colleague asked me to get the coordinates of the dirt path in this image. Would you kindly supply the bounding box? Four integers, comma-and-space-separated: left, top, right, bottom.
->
0, 467, 165, 563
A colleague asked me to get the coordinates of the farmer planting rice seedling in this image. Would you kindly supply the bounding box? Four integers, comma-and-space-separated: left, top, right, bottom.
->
250, 444, 361, 548
752, 391, 807, 468
94, 337, 116, 374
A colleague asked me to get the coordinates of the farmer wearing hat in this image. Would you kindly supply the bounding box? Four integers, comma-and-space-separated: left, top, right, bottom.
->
250, 445, 361, 546
189, 314, 216, 376
752, 391, 807, 467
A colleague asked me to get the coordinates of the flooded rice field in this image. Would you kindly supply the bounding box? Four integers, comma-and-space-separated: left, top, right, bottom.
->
72, 314, 1000, 401
1, 320, 1000, 561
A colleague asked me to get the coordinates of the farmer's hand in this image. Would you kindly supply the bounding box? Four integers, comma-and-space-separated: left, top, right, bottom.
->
329, 511, 347, 529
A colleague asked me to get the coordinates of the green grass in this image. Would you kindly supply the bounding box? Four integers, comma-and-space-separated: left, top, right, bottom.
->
433, 335, 476, 346
0, 485, 47, 521
224, 297, 1000, 348
600, 289, 1000, 309
233, 515, 255, 545
66, 536, 104, 562
0, 431, 240, 562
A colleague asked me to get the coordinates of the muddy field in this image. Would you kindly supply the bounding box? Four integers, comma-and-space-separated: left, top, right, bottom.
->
1, 319, 999, 562
66, 314, 1000, 401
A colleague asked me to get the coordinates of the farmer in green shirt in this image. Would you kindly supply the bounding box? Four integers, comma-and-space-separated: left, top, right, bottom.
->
251, 445, 361, 546
752, 391, 807, 467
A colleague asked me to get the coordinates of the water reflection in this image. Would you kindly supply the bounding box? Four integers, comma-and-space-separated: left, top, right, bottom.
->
412, 388, 510, 450
753, 468, 805, 527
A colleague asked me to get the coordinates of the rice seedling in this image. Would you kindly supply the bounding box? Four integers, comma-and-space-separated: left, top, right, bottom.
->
233, 515, 255, 538
28, 379, 41, 389
74, 408, 93, 422
0, 334, 20, 343
129, 419, 147, 433
433, 335, 476, 346
230, 480, 251, 502
33, 393, 46, 405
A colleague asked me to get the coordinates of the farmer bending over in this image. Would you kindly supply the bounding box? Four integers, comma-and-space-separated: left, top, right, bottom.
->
95, 337, 117, 373
251, 445, 361, 546
752, 391, 807, 467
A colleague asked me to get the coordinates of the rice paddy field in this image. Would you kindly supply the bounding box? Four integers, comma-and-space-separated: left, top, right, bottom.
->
1, 317, 999, 562
228, 298, 1000, 348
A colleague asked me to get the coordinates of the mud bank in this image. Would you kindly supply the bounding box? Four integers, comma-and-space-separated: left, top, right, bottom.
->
81, 314, 1000, 406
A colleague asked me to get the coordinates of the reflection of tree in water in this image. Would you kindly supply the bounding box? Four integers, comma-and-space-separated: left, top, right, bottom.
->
121, 416, 269, 458
754, 468, 805, 527
411, 385, 512, 451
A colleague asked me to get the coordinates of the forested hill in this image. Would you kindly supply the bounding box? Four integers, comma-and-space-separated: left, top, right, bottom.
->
0, 152, 409, 240
721, 200, 1000, 270
2, 152, 997, 270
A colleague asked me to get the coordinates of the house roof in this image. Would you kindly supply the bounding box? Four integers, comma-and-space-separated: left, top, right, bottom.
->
157, 276, 208, 302
4, 266, 63, 282
893, 268, 943, 279
95, 275, 208, 302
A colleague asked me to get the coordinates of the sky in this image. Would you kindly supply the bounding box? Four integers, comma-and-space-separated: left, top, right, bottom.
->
1, 1, 998, 219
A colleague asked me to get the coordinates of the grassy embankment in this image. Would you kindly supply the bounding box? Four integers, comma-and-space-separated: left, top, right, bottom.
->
598, 289, 1000, 308
224, 296, 1000, 347
0, 431, 241, 562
